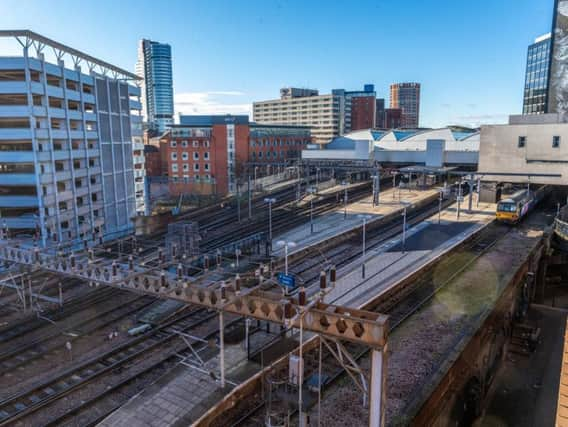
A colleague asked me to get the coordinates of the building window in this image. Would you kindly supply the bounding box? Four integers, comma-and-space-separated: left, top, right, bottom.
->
204, 140, 210, 147
204, 174, 210, 181
172, 164, 178, 172
518, 136, 526, 148
181, 140, 188, 147
193, 152, 199, 160
194, 163, 199, 171
204, 163, 210, 171
193, 141, 199, 148
195, 175, 200, 181
171, 152, 177, 160
553, 136, 561, 148
170, 141, 177, 148
228, 128, 234, 137
258, 151, 263, 158
204, 152, 210, 160
182, 152, 189, 161
183, 163, 189, 171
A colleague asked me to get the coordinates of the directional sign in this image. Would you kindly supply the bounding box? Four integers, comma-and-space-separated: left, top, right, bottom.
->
277, 272, 296, 289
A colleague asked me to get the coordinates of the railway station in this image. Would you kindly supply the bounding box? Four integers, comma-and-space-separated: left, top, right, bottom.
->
2, 4, 568, 427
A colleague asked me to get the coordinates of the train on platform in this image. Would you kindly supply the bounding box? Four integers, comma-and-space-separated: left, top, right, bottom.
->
496, 187, 546, 224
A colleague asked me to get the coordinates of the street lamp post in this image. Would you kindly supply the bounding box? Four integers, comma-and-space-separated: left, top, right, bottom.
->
402, 205, 408, 252
307, 186, 317, 234
264, 198, 276, 252
456, 179, 462, 220
277, 240, 297, 275
341, 181, 348, 220
358, 214, 372, 278
438, 189, 443, 225
248, 175, 252, 219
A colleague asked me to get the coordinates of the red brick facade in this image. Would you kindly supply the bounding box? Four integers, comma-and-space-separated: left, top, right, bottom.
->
350, 96, 376, 131
144, 145, 162, 176
157, 121, 310, 196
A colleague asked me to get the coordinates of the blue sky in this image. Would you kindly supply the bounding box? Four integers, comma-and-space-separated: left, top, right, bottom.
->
0, 0, 556, 128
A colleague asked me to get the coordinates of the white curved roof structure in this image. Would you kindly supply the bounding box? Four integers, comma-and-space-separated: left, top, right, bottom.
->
302, 128, 480, 166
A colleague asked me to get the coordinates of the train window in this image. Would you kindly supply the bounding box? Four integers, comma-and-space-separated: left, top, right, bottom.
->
553, 136, 560, 148
518, 136, 526, 148
497, 202, 516, 212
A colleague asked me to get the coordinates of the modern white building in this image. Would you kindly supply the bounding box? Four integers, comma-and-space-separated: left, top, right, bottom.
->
302, 127, 479, 167
478, 114, 567, 185
0, 30, 146, 245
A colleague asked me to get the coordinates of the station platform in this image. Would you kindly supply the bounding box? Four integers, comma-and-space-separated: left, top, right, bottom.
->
99, 327, 276, 427
272, 186, 440, 258
316, 210, 552, 426
324, 194, 496, 308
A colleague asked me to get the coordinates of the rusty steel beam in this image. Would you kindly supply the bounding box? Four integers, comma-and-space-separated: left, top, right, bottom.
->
0, 242, 388, 349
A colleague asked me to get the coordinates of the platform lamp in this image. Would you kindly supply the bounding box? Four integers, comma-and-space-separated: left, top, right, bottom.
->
264, 197, 276, 252
401, 201, 413, 252
341, 181, 349, 220
357, 214, 372, 278
307, 186, 317, 234
276, 240, 296, 276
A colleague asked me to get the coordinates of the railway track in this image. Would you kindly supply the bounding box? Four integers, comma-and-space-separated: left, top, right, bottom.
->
0, 306, 219, 426
201, 182, 373, 252
287, 195, 455, 285
229, 216, 512, 426
0, 285, 122, 345
43, 315, 245, 427
0, 294, 156, 376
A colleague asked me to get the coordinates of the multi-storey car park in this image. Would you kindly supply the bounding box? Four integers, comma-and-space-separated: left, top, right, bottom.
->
0, 30, 146, 245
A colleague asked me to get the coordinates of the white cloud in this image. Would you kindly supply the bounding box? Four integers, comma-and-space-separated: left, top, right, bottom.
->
174, 91, 251, 118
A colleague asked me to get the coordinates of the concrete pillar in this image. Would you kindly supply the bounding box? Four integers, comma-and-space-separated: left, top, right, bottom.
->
369, 346, 387, 427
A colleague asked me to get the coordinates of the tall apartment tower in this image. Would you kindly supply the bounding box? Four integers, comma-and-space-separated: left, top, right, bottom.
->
390, 82, 421, 128
136, 39, 174, 134
523, 34, 552, 115
0, 30, 145, 245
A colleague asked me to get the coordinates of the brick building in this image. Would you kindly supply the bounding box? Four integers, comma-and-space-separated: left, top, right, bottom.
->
158, 115, 310, 196
144, 145, 161, 176
350, 94, 376, 131
390, 82, 421, 128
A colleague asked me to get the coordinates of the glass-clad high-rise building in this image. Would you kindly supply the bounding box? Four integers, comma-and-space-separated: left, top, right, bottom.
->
136, 39, 174, 134
523, 33, 552, 115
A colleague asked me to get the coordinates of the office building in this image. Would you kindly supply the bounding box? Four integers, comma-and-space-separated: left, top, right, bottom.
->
390, 82, 421, 128
376, 98, 386, 128
136, 39, 174, 134
158, 115, 310, 195
253, 89, 344, 144
384, 108, 403, 129
0, 30, 144, 245
253, 84, 376, 144
334, 84, 376, 132
523, 33, 552, 115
